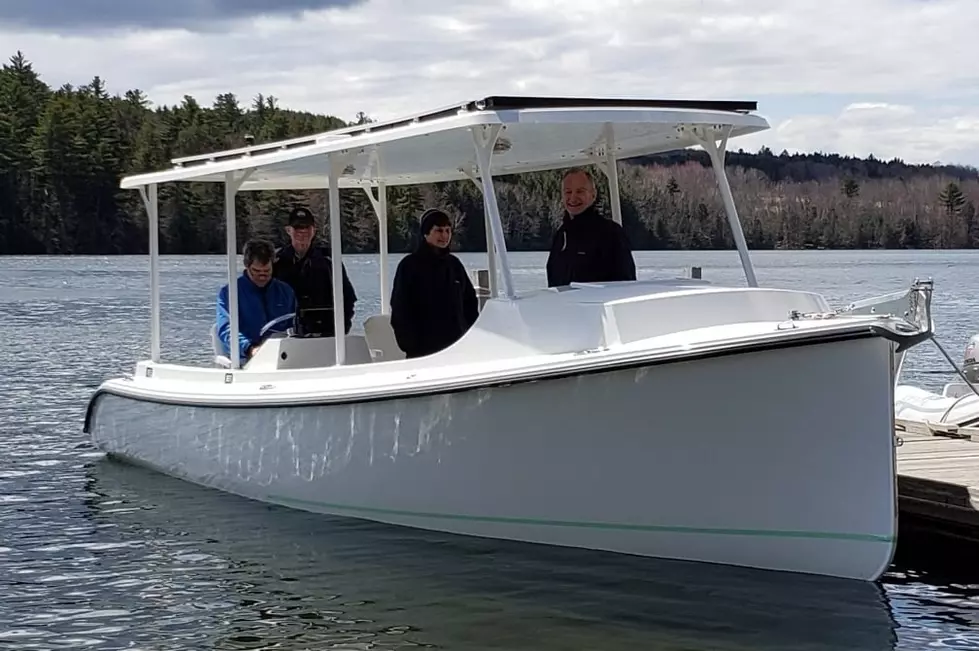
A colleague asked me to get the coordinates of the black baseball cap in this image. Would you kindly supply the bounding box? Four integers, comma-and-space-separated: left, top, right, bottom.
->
288, 206, 315, 228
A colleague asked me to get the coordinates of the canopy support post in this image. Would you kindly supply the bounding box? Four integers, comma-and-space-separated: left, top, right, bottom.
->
138, 184, 161, 363
224, 172, 240, 369
483, 210, 499, 299
602, 123, 623, 225
327, 155, 346, 365
469, 126, 514, 300
690, 126, 758, 288
223, 169, 255, 370
363, 182, 390, 314
461, 169, 498, 299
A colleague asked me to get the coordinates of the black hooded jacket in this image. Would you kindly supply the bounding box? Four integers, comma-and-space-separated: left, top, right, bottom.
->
273, 243, 357, 337
389, 242, 479, 358
545, 205, 637, 287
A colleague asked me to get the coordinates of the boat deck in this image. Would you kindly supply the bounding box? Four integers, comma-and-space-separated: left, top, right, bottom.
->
895, 422, 979, 539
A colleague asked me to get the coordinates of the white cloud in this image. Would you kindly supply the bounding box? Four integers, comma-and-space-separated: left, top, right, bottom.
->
764, 103, 979, 164
3, 0, 979, 166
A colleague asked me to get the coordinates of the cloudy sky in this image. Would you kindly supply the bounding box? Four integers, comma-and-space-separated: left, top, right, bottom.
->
2, 0, 978, 166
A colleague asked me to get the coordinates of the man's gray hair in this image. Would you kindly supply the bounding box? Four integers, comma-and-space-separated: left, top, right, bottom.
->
563, 167, 596, 189
243, 238, 275, 267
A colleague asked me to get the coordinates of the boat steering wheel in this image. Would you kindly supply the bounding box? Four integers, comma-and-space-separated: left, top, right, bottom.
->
259, 312, 296, 340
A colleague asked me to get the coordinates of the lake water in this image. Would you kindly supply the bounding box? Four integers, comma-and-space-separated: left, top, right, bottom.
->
2, 249, 979, 650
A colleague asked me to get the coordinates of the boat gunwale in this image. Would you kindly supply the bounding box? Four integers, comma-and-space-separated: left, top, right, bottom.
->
84, 321, 909, 432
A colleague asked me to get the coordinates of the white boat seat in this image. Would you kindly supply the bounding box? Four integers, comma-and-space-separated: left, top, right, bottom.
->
364, 314, 406, 362
209, 323, 232, 368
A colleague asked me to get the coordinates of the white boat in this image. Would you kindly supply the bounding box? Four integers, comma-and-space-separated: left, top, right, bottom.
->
894, 332, 979, 435
83, 95, 936, 582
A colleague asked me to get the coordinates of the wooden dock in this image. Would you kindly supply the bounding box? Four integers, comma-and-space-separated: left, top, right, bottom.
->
895, 419, 979, 539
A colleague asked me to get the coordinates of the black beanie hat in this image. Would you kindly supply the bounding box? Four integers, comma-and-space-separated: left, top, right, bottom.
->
419, 208, 450, 236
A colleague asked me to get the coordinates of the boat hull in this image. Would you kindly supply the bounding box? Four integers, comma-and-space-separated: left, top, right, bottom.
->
894, 383, 979, 428
87, 333, 900, 581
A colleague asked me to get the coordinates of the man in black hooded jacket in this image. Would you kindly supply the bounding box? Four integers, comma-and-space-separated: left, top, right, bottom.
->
545, 168, 637, 287
273, 206, 358, 337
389, 209, 479, 359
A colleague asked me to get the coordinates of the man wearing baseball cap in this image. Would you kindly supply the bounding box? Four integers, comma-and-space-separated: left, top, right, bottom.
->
273, 205, 358, 338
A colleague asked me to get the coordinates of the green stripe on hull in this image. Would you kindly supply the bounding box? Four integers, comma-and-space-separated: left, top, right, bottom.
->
268, 494, 895, 544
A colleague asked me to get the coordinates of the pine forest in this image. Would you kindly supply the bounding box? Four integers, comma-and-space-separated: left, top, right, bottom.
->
2, 51, 978, 256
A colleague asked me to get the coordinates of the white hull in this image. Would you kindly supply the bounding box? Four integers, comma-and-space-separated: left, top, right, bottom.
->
88, 332, 900, 582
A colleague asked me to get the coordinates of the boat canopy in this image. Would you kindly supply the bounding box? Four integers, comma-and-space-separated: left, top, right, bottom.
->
119, 96, 768, 191
122, 95, 770, 371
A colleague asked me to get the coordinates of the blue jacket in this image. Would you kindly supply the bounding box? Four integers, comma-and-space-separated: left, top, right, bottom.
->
216, 272, 296, 360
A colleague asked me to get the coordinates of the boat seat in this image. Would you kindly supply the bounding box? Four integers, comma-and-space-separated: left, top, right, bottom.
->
364, 314, 406, 362
209, 323, 232, 368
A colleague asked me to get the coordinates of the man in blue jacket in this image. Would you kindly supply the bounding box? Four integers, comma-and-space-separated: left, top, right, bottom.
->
216, 238, 296, 363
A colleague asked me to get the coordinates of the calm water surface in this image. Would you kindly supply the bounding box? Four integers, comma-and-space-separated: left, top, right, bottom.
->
2, 250, 979, 650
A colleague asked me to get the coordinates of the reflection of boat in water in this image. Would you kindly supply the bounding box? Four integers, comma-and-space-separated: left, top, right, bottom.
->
84, 457, 898, 651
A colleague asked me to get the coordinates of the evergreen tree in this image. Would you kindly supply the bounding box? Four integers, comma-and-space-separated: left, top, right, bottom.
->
939, 182, 966, 216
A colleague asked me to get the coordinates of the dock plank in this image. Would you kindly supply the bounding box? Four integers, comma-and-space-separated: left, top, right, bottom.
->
895, 434, 979, 533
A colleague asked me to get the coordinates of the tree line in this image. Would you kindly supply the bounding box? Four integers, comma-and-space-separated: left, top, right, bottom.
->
2, 51, 978, 256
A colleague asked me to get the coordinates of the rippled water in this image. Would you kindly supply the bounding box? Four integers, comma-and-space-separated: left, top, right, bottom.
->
2, 250, 979, 650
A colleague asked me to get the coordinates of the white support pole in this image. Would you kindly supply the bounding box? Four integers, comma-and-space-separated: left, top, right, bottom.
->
327, 156, 346, 365
363, 182, 390, 314
470, 125, 514, 299
483, 209, 499, 299
602, 123, 623, 225
377, 182, 389, 315
695, 127, 758, 288
224, 171, 241, 369
139, 184, 161, 363
462, 169, 498, 299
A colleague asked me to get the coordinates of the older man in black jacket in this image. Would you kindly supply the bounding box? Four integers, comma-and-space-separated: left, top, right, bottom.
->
273, 206, 358, 337
545, 168, 637, 287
